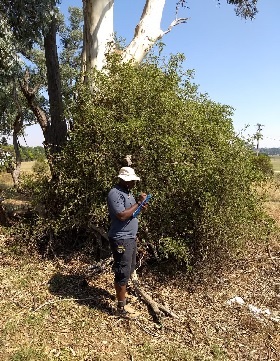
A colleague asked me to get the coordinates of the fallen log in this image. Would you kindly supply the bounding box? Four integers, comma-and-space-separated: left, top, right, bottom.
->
131, 271, 179, 320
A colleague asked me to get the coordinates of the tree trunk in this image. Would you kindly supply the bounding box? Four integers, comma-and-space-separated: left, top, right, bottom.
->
20, 77, 48, 138
44, 15, 67, 155
122, 0, 166, 64
82, 0, 114, 73
11, 112, 22, 188
0, 201, 10, 227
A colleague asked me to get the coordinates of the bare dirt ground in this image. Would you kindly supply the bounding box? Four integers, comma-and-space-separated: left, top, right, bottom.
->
0, 230, 279, 361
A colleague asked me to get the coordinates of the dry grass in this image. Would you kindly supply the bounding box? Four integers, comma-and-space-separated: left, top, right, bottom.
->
20, 161, 37, 173
0, 162, 36, 213
0, 238, 199, 361
0, 230, 279, 360
0, 162, 36, 189
270, 156, 280, 172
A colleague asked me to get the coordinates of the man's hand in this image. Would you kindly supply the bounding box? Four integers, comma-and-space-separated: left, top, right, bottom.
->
137, 192, 147, 204
137, 192, 149, 213
116, 192, 147, 221
142, 203, 148, 212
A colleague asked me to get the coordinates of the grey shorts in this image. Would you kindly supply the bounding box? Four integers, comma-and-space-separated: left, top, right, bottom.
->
109, 238, 137, 286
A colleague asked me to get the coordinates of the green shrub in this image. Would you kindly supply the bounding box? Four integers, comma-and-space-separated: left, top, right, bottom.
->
22, 55, 274, 266
252, 153, 274, 177
32, 160, 49, 175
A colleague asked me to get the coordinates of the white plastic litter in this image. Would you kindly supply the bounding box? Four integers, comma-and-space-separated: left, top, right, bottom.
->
248, 304, 262, 315
226, 296, 245, 306
227, 296, 279, 323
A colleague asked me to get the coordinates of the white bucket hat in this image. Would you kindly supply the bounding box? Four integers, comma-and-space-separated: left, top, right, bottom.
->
118, 167, 140, 181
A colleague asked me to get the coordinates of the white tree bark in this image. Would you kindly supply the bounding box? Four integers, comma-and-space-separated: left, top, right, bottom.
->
122, 0, 166, 64
82, 0, 187, 72
82, 0, 114, 72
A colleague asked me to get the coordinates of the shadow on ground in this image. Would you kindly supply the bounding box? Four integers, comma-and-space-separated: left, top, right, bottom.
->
48, 273, 115, 315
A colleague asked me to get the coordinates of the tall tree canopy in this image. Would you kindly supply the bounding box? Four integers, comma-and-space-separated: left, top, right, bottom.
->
83, 0, 259, 71
0, 0, 260, 158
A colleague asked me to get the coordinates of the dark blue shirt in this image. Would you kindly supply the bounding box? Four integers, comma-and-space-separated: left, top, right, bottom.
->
107, 184, 138, 240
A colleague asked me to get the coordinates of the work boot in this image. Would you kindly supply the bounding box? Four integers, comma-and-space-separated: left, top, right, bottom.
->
117, 303, 140, 319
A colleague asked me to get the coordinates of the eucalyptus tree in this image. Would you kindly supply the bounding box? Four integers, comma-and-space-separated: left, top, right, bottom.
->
0, 0, 67, 161
0, 14, 30, 186
82, 0, 259, 72
0, 0, 260, 157
0, 13, 18, 79
59, 7, 83, 122
0, 12, 21, 142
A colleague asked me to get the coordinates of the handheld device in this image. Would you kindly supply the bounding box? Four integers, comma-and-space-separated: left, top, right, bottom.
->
132, 194, 152, 218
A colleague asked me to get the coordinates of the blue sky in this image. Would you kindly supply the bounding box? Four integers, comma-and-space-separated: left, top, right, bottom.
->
22, 0, 280, 148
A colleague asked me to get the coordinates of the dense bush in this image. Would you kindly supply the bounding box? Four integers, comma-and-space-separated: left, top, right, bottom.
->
32, 159, 49, 175
25, 55, 274, 266
252, 153, 274, 177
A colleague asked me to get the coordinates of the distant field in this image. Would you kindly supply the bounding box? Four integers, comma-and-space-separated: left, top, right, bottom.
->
1, 158, 280, 189
20, 161, 36, 173
0, 161, 36, 189
269, 155, 280, 172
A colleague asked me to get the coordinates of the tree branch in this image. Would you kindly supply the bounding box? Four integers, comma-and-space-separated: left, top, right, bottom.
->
162, 17, 189, 36
19, 72, 49, 135
122, 1, 188, 63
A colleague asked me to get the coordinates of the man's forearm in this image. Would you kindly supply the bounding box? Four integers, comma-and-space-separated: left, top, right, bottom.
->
116, 202, 140, 221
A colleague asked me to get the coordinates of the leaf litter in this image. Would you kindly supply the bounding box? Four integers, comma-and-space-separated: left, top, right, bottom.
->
0, 230, 279, 360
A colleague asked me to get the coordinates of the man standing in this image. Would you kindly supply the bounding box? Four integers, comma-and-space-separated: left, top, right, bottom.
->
107, 166, 147, 317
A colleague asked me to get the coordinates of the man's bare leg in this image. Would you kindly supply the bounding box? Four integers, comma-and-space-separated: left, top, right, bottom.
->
114, 282, 126, 304
114, 282, 139, 317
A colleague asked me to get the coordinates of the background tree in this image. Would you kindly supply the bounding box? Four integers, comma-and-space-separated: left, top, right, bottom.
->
0, 4, 83, 179
0, 79, 38, 186
0, 0, 67, 162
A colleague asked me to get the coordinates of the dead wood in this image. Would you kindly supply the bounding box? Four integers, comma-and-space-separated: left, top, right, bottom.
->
88, 257, 114, 275
131, 271, 179, 321
266, 244, 279, 268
